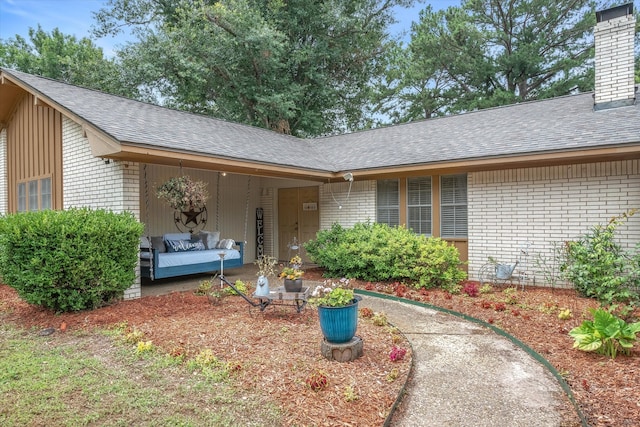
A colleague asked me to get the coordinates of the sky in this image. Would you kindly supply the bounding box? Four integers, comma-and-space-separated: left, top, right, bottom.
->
0, 0, 461, 58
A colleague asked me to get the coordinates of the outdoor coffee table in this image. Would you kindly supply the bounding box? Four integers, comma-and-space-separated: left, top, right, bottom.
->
252, 286, 310, 313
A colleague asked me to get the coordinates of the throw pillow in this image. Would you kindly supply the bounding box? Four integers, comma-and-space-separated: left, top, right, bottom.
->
215, 238, 235, 250
150, 236, 167, 253
166, 239, 206, 252
198, 231, 220, 249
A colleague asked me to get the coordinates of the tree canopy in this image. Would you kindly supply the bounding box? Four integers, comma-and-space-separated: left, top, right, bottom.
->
93, 0, 414, 137
0, 26, 134, 97
377, 0, 601, 123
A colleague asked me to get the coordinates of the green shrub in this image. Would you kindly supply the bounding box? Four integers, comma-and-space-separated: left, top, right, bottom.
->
562, 211, 640, 305
0, 208, 144, 312
304, 222, 466, 289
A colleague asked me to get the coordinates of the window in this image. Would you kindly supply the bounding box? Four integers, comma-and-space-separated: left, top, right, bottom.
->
28, 181, 38, 211
17, 177, 52, 212
40, 178, 52, 210
407, 177, 432, 235
440, 174, 467, 238
377, 179, 399, 226
17, 183, 27, 212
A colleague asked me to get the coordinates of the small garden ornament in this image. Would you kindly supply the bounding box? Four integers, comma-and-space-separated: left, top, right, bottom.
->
254, 256, 277, 297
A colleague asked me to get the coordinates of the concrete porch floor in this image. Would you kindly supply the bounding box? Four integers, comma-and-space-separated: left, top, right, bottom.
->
141, 263, 263, 297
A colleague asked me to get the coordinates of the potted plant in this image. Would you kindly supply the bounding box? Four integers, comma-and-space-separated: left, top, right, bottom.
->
310, 278, 361, 343
279, 255, 304, 292
156, 175, 209, 211
254, 256, 277, 296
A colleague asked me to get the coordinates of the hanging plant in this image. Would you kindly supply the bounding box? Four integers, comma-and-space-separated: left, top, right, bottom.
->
156, 176, 209, 211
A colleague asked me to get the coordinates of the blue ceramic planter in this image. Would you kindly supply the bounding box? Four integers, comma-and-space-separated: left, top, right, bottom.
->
317, 296, 361, 343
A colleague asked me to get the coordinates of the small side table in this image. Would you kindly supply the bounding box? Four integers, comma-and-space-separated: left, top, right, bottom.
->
252, 286, 310, 313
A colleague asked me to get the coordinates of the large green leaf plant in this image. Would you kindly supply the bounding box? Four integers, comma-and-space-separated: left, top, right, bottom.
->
569, 308, 640, 359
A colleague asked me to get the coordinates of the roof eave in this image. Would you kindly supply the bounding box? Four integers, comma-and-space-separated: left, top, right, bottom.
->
344, 144, 640, 179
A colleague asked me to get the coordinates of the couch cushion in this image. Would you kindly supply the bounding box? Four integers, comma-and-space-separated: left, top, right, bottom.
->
164, 232, 191, 241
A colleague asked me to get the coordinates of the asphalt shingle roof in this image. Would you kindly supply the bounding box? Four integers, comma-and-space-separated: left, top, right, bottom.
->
4, 69, 336, 172
319, 92, 640, 171
3, 68, 639, 173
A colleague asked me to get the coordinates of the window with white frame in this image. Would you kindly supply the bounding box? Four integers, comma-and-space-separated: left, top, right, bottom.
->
17, 177, 52, 212
440, 174, 467, 238
376, 179, 399, 226
407, 177, 432, 235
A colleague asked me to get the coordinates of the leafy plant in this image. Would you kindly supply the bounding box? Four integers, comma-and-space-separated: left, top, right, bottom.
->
389, 346, 407, 362
558, 309, 572, 320
562, 210, 640, 305
386, 368, 399, 382
309, 279, 355, 307
0, 208, 143, 312
224, 280, 248, 296
136, 340, 154, 355
305, 370, 328, 391
462, 282, 479, 297
372, 312, 388, 326
534, 241, 566, 289
156, 175, 208, 211
569, 308, 640, 359
359, 307, 374, 318
343, 385, 359, 402
195, 279, 214, 296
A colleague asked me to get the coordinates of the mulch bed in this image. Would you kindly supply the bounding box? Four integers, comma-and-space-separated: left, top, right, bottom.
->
2, 269, 639, 426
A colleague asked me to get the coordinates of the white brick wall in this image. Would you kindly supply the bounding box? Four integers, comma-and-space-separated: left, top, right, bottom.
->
62, 118, 141, 299
594, 13, 636, 104
468, 160, 640, 286
0, 129, 7, 214
320, 180, 377, 229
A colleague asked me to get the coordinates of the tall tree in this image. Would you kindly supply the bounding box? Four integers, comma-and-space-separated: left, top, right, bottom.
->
380, 0, 599, 122
0, 26, 134, 97
94, 0, 414, 137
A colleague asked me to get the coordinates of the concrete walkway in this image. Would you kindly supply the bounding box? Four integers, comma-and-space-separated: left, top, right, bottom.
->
358, 294, 572, 426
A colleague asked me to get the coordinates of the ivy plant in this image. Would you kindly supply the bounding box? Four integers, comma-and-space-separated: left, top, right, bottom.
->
569, 308, 640, 359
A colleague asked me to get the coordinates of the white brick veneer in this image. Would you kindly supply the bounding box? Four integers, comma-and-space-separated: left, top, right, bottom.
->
320, 180, 376, 229
468, 161, 640, 286
594, 13, 636, 105
0, 129, 7, 214
62, 118, 142, 299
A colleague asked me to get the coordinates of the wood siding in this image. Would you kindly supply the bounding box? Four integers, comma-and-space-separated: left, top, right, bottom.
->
6, 93, 62, 211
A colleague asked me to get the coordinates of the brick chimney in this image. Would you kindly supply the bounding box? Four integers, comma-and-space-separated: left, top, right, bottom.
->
594, 3, 636, 110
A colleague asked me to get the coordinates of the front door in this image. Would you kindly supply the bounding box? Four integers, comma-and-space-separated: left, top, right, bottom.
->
278, 186, 319, 262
